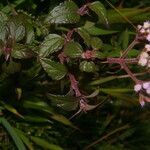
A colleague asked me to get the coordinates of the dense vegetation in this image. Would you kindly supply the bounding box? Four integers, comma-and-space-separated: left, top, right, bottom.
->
0, 0, 150, 149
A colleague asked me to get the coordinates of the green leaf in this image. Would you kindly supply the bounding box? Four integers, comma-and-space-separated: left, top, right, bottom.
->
12, 44, 33, 59
22, 98, 54, 115
39, 34, 64, 57
15, 128, 34, 150
2, 103, 23, 118
84, 21, 117, 35
45, 1, 80, 24
40, 58, 67, 80
51, 114, 75, 128
16, 12, 35, 44
122, 29, 129, 50
100, 88, 133, 93
91, 37, 103, 50
31, 136, 63, 150
89, 1, 108, 26
7, 16, 25, 42
47, 93, 78, 111
23, 63, 41, 79
118, 29, 129, 50
0, 11, 8, 22
24, 116, 53, 124
1, 0, 26, 13
80, 61, 96, 72
2, 60, 21, 74
131, 12, 150, 22
100, 91, 138, 105
77, 28, 91, 46
0, 117, 26, 150
26, 25, 35, 44
64, 41, 83, 58
94, 51, 105, 59
16, 88, 22, 100
85, 89, 100, 98
107, 8, 150, 23
0, 12, 8, 42
127, 49, 139, 57
0, 25, 7, 42
90, 76, 117, 85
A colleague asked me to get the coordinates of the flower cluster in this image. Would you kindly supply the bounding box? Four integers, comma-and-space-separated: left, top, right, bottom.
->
81, 50, 95, 59
137, 21, 150, 41
134, 82, 150, 106
138, 44, 150, 67
109, 21, 150, 107
134, 82, 150, 95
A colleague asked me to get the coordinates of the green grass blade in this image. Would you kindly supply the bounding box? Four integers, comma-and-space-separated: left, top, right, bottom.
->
0, 117, 26, 150
31, 136, 63, 150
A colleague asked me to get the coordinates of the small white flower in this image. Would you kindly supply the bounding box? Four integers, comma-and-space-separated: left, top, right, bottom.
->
138, 58, 147, 66
137, 25, 142, 30
140, 52, 149, 58
134, 84, 142, 92
145, 44, 150, 51
143, 82, 150, 89
146, 34, 150, 41
140, 28, 145, 33
143, 21, 150, 29
146, 88, 150, 94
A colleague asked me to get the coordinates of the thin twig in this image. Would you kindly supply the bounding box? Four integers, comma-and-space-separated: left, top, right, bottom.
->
104, 0, 136, 29
84, 124, 129, 150
117, 72, 147, 79
120, 39, 138, 58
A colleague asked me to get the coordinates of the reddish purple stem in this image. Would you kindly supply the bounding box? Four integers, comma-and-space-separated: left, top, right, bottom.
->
107, 57, 140, 83
77, 4, 89, 16
68, 73, 82, 97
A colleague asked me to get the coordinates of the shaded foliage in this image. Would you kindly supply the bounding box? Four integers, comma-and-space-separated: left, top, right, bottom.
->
0, 0, 150, 150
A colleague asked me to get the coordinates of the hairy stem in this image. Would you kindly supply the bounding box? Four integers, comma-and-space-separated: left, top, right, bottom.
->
68, 73, 81, 97
121, 62, 139, 83
107, 58, 138, 64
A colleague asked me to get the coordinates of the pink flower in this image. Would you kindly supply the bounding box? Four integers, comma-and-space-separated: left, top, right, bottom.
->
134, 84, 142, 92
